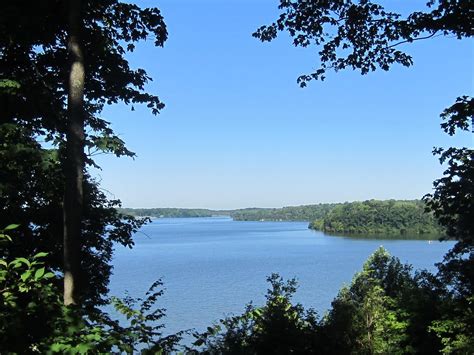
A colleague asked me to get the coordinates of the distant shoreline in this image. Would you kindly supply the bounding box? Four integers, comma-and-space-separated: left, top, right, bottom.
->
133, 216, 443, 241
120, 199, 443, 240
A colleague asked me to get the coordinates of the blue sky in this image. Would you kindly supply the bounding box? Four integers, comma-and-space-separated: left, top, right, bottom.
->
93, 0, 473, 209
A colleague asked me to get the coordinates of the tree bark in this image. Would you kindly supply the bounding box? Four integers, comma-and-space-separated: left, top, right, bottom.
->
64, 0, 85, 306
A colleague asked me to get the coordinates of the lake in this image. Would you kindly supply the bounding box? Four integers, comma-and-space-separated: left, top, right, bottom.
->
109, 217, 453, 338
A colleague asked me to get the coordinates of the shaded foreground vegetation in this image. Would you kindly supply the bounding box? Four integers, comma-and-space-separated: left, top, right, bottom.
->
309, 200, 443, 236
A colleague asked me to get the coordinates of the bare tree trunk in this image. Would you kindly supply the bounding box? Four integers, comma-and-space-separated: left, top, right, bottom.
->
64, 0, 85, 306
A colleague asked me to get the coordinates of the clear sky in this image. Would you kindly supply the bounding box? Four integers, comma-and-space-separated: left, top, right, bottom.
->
92, 0, 473, 210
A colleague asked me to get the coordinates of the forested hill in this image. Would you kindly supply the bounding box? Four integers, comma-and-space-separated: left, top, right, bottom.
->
229, 204, 338, 221
118, 208, 218, 218
119, 204, 338, 221
309, 200, 443, 235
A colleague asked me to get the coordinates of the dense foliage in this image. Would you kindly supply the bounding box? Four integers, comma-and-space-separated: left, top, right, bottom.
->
194, 248, 467, 354
309, 200, 443, 235
0, 0, 166, 305
1, 0, 167, 149
422, 96, 474, 353
230, 204, 338, 222
1, 225, 181, 354
0, 124, 147, 307
193, 274, 320, 354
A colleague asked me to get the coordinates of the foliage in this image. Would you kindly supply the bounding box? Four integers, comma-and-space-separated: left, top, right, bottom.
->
121, 204, 339, 222
0, 224, 60, 353
424, 96, 473, 249
1, 0, 167, 156
119, 208, 217, 219
0, 125, 147, 307
193, 274, 320, 354
422, 96, 474, 354
1, 1, 472, 353
1, 225, 180, 353
0, 0, 166, 306
193, 248, 456, 354
322, 248, 432, 354
0, 79, 20, 95
309, 199, 443, 235
253, 0, 472, 86
254, 2, 472, 352
43, 280, 182, 355
230, 204, 338, 222
429, 296, 474, 355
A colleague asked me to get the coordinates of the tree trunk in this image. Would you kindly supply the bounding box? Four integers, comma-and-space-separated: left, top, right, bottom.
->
64, 0, 85, 306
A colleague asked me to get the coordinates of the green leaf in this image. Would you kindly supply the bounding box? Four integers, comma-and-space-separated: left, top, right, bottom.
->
21, 270, 32, 281
0, 79, 20, 89
33, 252, 49, 259
4, 224, 20, 231
76, 343, 92, 354
34, 267, 45, 280
13, 257, 31, 267
50, 343, 65, 352
0, 233, 12, 242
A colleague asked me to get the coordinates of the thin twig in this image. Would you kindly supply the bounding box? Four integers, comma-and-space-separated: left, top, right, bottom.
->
387, 31, 440, 48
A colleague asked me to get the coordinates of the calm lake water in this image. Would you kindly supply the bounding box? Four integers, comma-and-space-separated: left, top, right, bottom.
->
109, 217, 453, 337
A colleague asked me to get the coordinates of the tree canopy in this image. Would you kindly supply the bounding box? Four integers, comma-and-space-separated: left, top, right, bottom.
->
253, 0, 472, 86
1, 0, 167, 306
1, 0, 167, 157
309, 200, 443, 235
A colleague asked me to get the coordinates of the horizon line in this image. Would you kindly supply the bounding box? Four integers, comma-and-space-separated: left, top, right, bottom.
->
120, 198, 424, 211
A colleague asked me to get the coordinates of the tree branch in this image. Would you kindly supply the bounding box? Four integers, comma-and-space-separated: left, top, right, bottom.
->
387, 31, 440, 49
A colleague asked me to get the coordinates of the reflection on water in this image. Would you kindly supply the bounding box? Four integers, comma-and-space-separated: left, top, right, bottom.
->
317, 230, 444, 241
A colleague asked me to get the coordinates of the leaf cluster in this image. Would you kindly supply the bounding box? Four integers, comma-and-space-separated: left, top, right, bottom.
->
1, 0, 167, 160
46, 281, 182, 354
253, 0, 472, 86
0, 224, 61, 353
1, 227, 180, 354
0, 123, 148, 307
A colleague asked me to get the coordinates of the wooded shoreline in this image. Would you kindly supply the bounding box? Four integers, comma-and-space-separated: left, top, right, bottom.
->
120, 199, 444, 237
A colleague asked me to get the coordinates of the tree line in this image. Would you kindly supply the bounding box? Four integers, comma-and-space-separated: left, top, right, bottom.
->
121, 200, 444, 237
119, 208, 217, 218
228, 204, 338, 222
309, 200, 444, 235
119, 204, 338, 221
